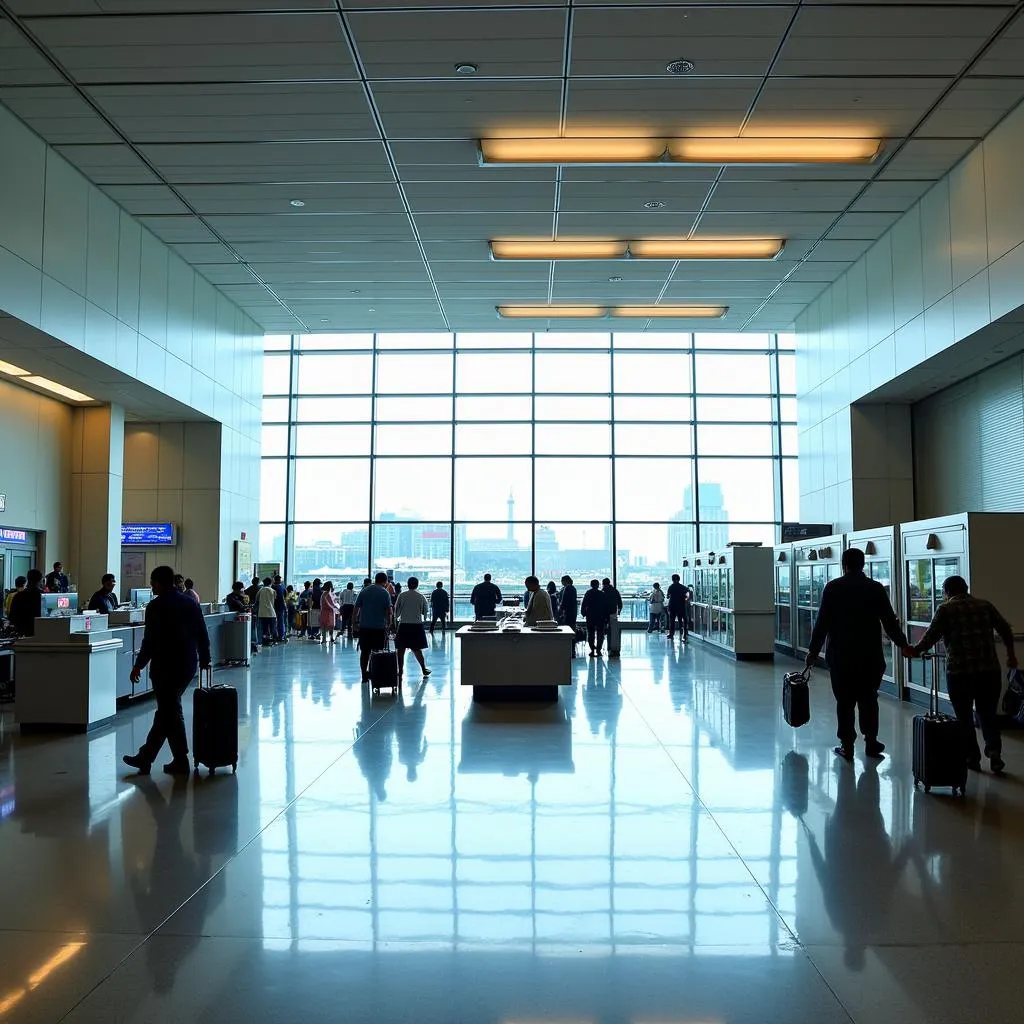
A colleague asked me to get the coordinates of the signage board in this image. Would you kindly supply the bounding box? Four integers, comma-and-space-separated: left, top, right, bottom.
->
234, 540, 254, 583
121, 522, 176, 546
0, 527, 27, 544
781, 523, 833, 542
0, 494, 6, 512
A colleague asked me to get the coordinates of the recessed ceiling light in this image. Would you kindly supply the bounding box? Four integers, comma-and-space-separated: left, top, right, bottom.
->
289, 200, 305, 207
497, 305, 607, 319
0, 358, 30, 377
669, 137, 882, 164
368, 308, 376, 312
643, 200, 666, 209
320, 318, 329, 322
630, 238, 784, 260
612, 305, 726, 318
480, 138, 667, 165
455, 63, 478, 75
23, 376, 94, 402
666, 59, 695, 75
608, 276, 623, 283
491, 239, 628, 260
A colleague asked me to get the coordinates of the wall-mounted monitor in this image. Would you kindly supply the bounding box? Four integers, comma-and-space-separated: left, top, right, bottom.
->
42, 593, 78, 617
121, 523, 176, 546
129, 588, 153, 608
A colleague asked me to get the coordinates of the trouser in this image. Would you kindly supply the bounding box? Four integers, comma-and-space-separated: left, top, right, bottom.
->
586, 618, 606, 651
668, 609, 687, 637
830, 667, 883, 746
140, 675, 191, 764
276, 607, 286, 640
261, 617, 276, 644
947, 669, 1002, 762
430, 612, 446, 632
648, 611, 663, 631
341, 605, 354, 636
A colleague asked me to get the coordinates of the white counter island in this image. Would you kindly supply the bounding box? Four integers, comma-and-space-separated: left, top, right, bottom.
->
456, 624, 575, 701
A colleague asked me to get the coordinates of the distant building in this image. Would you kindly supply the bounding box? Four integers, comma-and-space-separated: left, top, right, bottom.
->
668, 482, 729, 562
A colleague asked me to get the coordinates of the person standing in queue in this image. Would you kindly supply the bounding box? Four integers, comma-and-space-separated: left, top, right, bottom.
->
581, 579, 606, 658
273, 574, 287, 643
257, 577, 278, 645
354, 572, 394, 684
559, 575, 579, 633
806, 547, 913, 761
470, 573, 501, 620
430, 581, 450, 634
666, 573, 688, 642
339, 581, 358, 638
225, 581, 248, 614
123, 565, 211, 776
913, 575, 1017, 775
87, 573, 119, 614
647, 582, 666, 634
524, 575, 553, 626
7, 569, 44, 636
45, 561, 69, 594
3, 576, 26, 621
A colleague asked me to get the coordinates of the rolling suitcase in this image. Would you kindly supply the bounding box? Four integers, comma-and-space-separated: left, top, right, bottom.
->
607, 614, 621, 658
783, 668, 811, 727
913, 653, 967, 796
368, 640, 400, 696
223, 615, 250, 666
192, 667, 239, 776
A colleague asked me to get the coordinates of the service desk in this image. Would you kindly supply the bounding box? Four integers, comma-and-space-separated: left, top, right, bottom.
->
456, 625, 574, 701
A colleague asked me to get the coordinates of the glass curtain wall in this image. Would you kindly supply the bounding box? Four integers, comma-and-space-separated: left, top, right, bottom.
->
260, 331, 797, 617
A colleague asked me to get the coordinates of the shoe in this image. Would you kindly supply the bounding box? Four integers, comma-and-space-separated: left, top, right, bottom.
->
865, 740, 886, 758
967, 759, 982, 772
589, 650, 597, 658
122, 753, 151, 775
990, 755, 1006, 775
834, 745, 854, 761
423, 667, 431, 676
163, 759, 191, 776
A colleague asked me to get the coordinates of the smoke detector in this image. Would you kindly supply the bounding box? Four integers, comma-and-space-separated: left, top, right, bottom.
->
455, 63, 478, 75
289, 200, 305, 207
666, 59, 695, 75
644, 200, 666, 209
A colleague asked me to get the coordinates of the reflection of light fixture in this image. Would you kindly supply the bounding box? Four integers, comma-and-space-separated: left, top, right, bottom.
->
0, 941, 87, 1016
0, 359, 29, 376
612, 305, 727, 318
22, 377, 93, 402
630, 238, 784, 260
496, 305, 607, 319
490, 239, 628, 260
669, 137, 882, 164
480, 137, 668, 164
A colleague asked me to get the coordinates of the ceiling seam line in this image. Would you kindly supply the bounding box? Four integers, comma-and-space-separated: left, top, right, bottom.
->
0, 2, 308, 332
331, 1, 451, 333
548, 0, 574, 308
740, 0, 1024, 329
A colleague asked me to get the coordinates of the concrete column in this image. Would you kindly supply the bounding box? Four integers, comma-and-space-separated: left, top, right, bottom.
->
69, 404, 125, 597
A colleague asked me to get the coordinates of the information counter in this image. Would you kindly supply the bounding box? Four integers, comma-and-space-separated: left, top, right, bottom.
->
456, 625, 574, 701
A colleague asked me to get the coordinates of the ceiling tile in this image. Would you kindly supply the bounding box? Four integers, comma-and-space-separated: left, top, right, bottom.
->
416, 212, 554, 241
556, 179, 710, 215
848, 179, 935, 213
972, 17, 1024, 76
404, 179, 555, 214
918, 78, 1024, 138
879, 137, 978, 179
555, 211, 701, 236
251, 262, 432, 285
205, 213, 417, 242
0, 85, 119, 142
101, 183, 191, 215
54, 143, 161, 183
177, 181, 405, 216
0, 18, 65, 86
138, 214, 221, 244
703, 179, 864, 214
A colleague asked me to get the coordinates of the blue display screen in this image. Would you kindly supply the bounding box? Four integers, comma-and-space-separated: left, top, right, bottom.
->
121, 522, 175, 546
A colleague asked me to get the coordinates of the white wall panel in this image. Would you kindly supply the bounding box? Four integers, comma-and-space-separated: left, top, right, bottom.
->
139, 228, 168, 347
948, 149, 989, 288
920, 178, 953, 307
983, 102, 1024, 265
0, 107, 45, 267
115, 212, 141, 328
891, 204, 924, 331
85, 188, 119, 314
0, 245, 43, 326
40, 276, 86, 351
42, 154, 89, 296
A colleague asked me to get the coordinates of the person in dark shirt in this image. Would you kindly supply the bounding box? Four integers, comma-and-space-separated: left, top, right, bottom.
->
470, 573, 502, 620
87, 573, 119, 614
601, 578, 622, 620
914, 575, 1017, 774
8, 568, 44, 636
429, 581, 450, 633
666, 574, 689, 642
123, 565, 211, 777
273, 574, 287, 642
560, 576, 580, 656
45, 561, 69, 594
807, 547, 912, 761
225, 580, 248, 614
581, 579, 606, 657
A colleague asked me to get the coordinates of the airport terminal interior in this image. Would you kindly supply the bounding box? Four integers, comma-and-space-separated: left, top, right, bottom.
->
3, 1, 1024, 1021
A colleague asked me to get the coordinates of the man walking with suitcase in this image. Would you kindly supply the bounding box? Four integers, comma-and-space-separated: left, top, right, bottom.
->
913, 575, 1017, 774
355, 571, 394, 684
806, 547, 913, 761
123, 565, 211, 776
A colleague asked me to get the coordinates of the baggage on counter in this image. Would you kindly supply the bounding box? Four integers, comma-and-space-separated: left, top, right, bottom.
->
913, 653, 967, 796
192, 667, 239, 776
783, 668, 811, 728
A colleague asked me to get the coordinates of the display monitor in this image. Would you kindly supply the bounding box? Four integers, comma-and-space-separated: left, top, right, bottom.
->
130, 588, 153, 608
121, 522, 176, 546
41, 593, 78, 617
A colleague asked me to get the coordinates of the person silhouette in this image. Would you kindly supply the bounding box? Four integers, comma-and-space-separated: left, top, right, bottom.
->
395, 682, 429, 782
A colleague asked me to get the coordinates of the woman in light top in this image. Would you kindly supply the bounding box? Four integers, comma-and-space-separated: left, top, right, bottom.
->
394, 576, 431, 681
320, 581, 339, 644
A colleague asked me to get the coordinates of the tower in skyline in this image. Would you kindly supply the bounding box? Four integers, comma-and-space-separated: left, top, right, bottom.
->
507, 490, 515, 542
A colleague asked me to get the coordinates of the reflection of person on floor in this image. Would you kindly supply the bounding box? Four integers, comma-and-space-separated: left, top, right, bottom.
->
582, 659, 622, 739
395, 683, 429, 782
804, 762, 911, 969
353, 695, 396, 801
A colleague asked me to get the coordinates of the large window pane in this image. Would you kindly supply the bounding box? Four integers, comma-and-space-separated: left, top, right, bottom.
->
780, 397, 797, 421
696, 396, 774, 422
455, 423, 531, 455
455, 523, 533, 602
615, 396, 692, 421
258, 523, 286, 564
299, 333, 373, 350
615, 459, 694, 520
534, 458, 611, 519
296, 396, 371, 421
376, 352, 453, 393
262, 425, 288, 457
374, 424, 452, 456
535, 332, 609, 349
294, 458, 370, 516
535, 423, 611, 456
694, 332, 771, 350
613, 352, 692, 393
615, 424, 693, 456
263, 397, 289, 422
457, 352, 532, 393
613, 332, 691, 349
264, 334, 291, 351
295, 424, 371, 457
535, 353, 610, 393
535, 395, 610, 420
696, 459, 775, 523
779, 352, 796, 393
713, 523, 777, 547
454, 458, 532, 520
297, 353, 372, 394
260, 459, 287, 521
534, 523, 612, 582
456, 332, 532, 348
696, 424, 774, 457
616, 524, 684, 598
374, 458, 452, 519
694, 353, 771, 394
263, 354, 291, 394
781, 425, 797, 456
782, 458, 800, 522
456, 395, 531, 421
376, 332, 453, 349
375, 395, 452, 422
293, 523, 369, 583
371, 520, 453, 578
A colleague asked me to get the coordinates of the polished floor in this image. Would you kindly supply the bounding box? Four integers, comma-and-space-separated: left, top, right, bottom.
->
1, 631, 1023, 1023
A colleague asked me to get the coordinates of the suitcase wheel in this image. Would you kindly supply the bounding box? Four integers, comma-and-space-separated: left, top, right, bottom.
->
233, 762, 238, 773
924, 784, 931, 793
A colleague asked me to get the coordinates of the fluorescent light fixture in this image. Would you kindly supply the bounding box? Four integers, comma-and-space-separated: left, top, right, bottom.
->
496, 305, 607, 319
480, 138, 667, 165
611, 305, 727, 318
669, 137, 882, 164
23, 376, 93, 402
491, 239, 629, 260
0, 359, 29, 376
630, 238, 783, 260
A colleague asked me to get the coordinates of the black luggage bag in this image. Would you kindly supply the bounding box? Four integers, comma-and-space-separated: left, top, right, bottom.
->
369, 641, 400, 696
783, 668, 811, 728
913, 653, 967, 796
192, 668, 239, 776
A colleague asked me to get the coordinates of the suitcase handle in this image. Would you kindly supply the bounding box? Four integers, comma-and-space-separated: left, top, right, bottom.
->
198, 666, 214, 690
920, 652, 943, 715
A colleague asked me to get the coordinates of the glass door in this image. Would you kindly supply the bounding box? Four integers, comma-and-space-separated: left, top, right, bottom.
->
906, 555, 962, 698
776, 565, 791, 645
796, 565, 813, 650
868, 559, 895, 686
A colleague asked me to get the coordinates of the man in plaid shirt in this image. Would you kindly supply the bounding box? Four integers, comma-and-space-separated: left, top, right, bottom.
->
914, 575, 1017, 774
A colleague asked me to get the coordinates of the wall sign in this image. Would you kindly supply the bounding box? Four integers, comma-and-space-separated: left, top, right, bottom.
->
0, 527, 27, 544
781, 523, 833, 542
0, 494, 6, 513
121, 522, 176, 546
